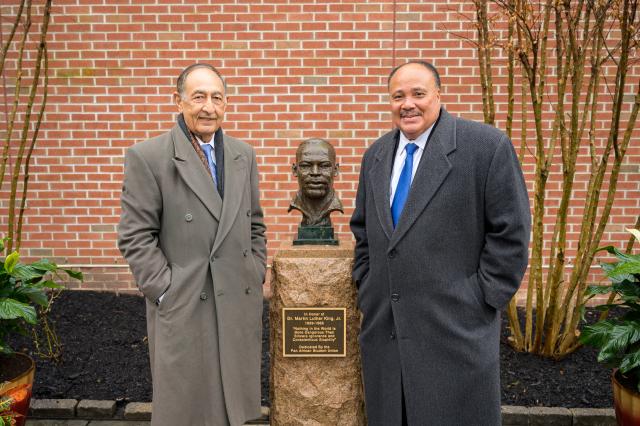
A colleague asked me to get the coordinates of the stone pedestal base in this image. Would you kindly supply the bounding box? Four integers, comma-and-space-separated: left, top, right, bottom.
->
269, 243, 365, 426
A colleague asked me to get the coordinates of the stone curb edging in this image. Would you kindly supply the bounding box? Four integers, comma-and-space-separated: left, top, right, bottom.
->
501, 406, 616, 425
29, 399, 615, 425
29, 400, 269, 424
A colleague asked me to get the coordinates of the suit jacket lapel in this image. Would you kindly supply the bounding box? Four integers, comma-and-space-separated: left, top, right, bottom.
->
171, 125, 223, 221
212, 134, 247, 253
389, 109, 456, 249
368, 129, 398, 241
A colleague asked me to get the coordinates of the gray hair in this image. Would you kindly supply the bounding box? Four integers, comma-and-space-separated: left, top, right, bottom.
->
176, 63, 227, 98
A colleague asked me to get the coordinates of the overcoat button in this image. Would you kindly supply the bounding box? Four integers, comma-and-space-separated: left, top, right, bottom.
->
246, 210, 251, 216
200, 292, 208, 300
391, 293, 400, 302
388, 249, 396, 259
390, 332, 396, 339
245, 287, 251, 294
185, 213, 193, 222
243, 249, 248, 257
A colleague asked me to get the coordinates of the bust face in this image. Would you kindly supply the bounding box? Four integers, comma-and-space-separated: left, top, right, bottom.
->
293, 140, 338, 200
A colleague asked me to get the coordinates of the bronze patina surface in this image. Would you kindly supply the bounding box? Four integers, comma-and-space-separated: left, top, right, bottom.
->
289, 138, 343, 244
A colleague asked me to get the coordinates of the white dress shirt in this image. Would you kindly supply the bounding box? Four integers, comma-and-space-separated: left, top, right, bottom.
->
196, 136, 217, 167
389, 126, 435, 204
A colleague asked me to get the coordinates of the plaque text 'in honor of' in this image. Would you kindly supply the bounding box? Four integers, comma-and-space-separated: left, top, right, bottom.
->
282, 308, 346, 357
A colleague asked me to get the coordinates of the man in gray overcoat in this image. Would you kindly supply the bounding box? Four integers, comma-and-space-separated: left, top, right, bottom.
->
350, 61, 531, 425
118, 64, 267, 426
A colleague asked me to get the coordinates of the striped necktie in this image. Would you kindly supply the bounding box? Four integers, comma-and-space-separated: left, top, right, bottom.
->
201, 144, 218, 189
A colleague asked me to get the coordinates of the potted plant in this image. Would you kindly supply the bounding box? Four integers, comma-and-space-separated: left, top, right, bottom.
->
0, 238, 82, 426
580, 228, 640, 426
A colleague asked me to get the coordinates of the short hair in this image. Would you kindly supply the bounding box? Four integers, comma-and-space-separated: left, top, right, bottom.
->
387, 61, 441, 89
176, 63, 227, 98
296, 138, 336, 163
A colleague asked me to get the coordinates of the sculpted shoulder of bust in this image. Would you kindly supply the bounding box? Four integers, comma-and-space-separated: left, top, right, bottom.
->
289, 138, 343, 227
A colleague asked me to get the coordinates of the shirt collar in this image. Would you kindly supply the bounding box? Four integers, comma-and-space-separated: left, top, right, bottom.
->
195, 135, 215, 148
398, 124, 434, 153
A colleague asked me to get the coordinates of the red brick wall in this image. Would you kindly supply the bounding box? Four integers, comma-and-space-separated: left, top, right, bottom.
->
1, 0, 639, 302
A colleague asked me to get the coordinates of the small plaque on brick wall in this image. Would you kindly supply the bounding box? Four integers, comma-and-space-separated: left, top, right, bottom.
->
282, 308, 346, 357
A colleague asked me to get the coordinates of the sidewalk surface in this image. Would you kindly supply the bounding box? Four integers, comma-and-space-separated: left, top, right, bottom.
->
27, 421, 268, 425
25, 399, 617, 425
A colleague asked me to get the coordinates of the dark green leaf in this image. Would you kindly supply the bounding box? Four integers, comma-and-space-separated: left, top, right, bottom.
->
609, 258, 640, 277
598, 323, 640, 362
614, 280, 640, 298
0, 298, 37, 323
602, 264, 634, 284
16, 286, 49, 307
620, 351, 640, 374
580, 321, 615, 349
596, 245, 619, 255
596, 245, 636, 261
585, 284, 614, 296
63, 269, 83, 281
11, 264, 46, 281
39, 280, 63, 289
29, 259, 58, 272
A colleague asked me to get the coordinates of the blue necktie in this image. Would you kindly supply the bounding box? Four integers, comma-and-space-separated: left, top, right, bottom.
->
201, 144, 218, 188
391, 143, 418, 228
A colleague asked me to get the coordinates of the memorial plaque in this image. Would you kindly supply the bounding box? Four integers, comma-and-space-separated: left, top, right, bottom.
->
282, 308, 346, 357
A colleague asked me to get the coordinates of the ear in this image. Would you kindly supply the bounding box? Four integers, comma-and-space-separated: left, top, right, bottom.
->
173, 92, 183, 112
333, 163, 340, 176
292, 163, 298, 177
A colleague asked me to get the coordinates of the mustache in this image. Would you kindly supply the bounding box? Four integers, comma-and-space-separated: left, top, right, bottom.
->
400, 110, 422, 118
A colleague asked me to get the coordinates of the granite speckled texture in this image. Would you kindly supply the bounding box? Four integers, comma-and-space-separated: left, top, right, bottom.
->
269, 243, 365, 426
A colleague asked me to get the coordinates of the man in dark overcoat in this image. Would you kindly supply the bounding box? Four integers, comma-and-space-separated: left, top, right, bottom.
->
350, 61, 531, 425
118, 64, 267, 426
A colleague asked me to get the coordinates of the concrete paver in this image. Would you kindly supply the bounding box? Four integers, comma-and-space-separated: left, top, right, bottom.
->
26, 420, 88, 426
27, 418, 268, 425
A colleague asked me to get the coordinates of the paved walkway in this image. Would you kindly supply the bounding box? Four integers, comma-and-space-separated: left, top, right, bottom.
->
27, 421, 268, 425
24, 402, 617, 425
28, 422, 150, 426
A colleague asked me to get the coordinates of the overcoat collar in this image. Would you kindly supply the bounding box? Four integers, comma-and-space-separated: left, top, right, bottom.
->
171, 124, 247, 249
368, 107, 457, 249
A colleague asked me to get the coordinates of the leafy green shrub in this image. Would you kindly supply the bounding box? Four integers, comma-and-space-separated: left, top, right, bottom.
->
0, 239, 82, 355
580, 229, 640, 391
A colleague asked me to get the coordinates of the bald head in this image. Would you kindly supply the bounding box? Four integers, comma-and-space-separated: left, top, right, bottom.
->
296, 138, 336, 163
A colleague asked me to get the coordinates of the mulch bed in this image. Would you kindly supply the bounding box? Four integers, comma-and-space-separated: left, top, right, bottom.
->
7, 291, 613, 408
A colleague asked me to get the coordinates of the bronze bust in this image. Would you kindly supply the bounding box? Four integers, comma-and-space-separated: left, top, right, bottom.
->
289, 138, 343, 244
